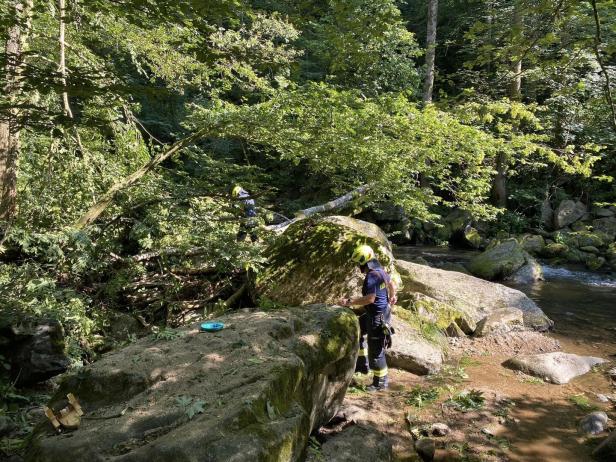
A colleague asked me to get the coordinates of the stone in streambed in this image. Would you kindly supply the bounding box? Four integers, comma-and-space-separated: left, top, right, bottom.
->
255, 215, 396, 307
520, 234, 546, 254
468, 239, 526, 280
0, 317, 70, 386
579, 412, 609, 435
503, 352, 607, 384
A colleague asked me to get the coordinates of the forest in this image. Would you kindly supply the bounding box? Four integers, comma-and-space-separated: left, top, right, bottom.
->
1, 1, 616, 461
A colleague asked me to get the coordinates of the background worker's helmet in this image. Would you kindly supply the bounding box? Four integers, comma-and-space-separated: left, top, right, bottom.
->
231, 185, 243, 198
351, 244, 375, 265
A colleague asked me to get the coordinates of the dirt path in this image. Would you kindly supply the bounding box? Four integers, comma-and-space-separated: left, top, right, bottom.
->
336, 331, 616, 462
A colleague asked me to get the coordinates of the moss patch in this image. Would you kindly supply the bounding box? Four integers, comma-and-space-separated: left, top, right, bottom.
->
255, 216, 398, 306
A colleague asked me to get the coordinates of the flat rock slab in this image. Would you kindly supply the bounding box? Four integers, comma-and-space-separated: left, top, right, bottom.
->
387, 316, 443, 375
26, 305, 359, 462
503, 352, 607, 384
395, 260, 552, 332
306, 425, 393, 462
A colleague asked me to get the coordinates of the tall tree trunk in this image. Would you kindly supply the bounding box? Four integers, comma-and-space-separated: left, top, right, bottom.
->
422, 0, 438, 104
492, 1, 523, 208
590, 0, 616, 132
58, 0, 84, 152
58, 0, 73, 119
0, 0, 33, 224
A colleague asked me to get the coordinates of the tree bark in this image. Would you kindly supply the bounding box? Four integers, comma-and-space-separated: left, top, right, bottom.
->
492, 1, 523, 208
58, 0, 73, 119
0, 0, 33, 224
508, 1, 523, 101
422, 0, 438, 104
74, 128, 210, 229
590, 0, 616, 132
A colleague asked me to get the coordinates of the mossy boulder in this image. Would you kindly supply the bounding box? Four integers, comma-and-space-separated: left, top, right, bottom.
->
585, 255, 606, 271
255, 216, 396, 306
542, 242, 569, 257
26, 305, 358, 462
468, 239, 539, 282
395, 260, 552, 332
519, 234, 546, 255
462, 226, 483, 249
592, 217, 616, 240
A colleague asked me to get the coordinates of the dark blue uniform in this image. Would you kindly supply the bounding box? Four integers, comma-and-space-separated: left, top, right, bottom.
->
236, 189, 258, 242
356, 260, 391, 388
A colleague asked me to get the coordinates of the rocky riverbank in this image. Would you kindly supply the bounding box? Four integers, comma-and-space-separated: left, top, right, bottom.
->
8, 215, 616, 461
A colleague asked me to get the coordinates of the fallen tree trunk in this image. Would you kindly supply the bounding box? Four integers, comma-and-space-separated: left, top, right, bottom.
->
74, 128, 210, 229
267, 184, 371, 233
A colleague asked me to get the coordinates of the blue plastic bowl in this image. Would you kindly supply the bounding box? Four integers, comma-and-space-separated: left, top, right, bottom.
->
200, 322, 225, 332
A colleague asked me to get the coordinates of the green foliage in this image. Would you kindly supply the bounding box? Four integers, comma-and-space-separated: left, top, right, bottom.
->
568, 394, 599, 412
0, 263, 96, 363
175, 395, 206, 419
151, 327, 185, 341
446, 389, 486, 412
405, 386, 441, 408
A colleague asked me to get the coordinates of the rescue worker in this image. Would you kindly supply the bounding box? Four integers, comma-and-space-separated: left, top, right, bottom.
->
231, 185, 258, 242
339, 244, 397, 391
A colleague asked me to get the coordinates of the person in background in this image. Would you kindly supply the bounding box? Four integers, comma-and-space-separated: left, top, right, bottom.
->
231, 185, 258, 242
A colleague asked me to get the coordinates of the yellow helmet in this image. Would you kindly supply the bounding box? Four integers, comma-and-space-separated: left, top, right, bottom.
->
231, 186, 243, 198
351, 244, 375, 265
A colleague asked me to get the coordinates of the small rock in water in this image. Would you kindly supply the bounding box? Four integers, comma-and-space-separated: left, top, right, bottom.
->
579, 411, 609, 435
608, 368, 616, 380
415, 438, 436, 462
595, 393, 610, 403
430, 423, 450, 437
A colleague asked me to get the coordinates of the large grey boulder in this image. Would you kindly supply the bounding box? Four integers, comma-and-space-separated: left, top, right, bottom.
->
0, 317, 70, 386
554, 200, 587, 229
255, 216, 396, 306
395, 260, 552, 332
503, 352, 607, 384
386, 316, 443, 375
306, 425, 393, 462
26, 305, 358, 462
